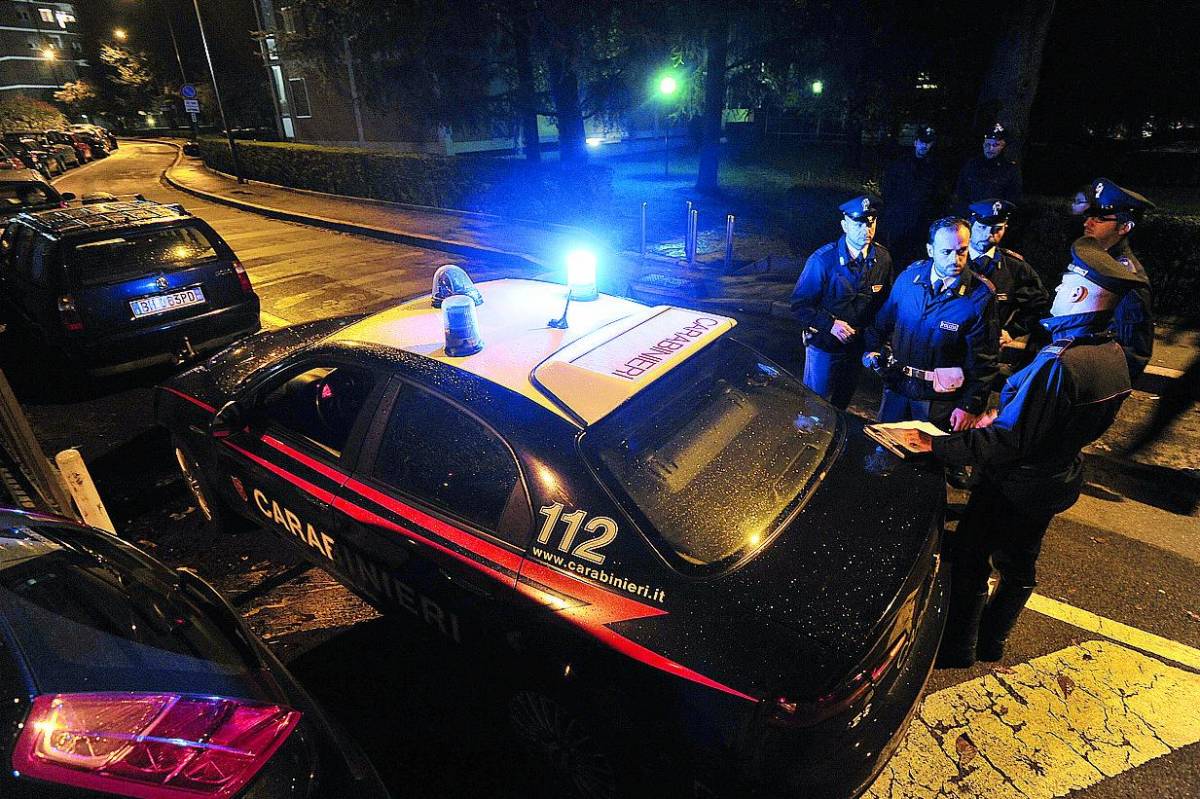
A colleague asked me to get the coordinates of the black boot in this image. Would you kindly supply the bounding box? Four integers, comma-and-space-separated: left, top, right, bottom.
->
977, 583, 1036, 663
936, 590, 989, 669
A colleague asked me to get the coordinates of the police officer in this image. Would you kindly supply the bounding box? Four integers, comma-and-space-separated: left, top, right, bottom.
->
895, 237, 1148, 667
955, 122, 1023, 206
966, 199, 1049, 352
881, 123, 948, 266
1083, 178, 1156, 382
790, 194, 894, 409
863, 216, 998, 431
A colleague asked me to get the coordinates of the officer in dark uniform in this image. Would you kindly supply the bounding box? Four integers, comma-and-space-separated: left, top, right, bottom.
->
881, 123, 948, 266
863, 216, 998, 431
955, 122, 1023, 206
790, 195, 894, 409
1083, 178, 1156, 382
896, 237, 1149, 667
966, 199, 1049, 354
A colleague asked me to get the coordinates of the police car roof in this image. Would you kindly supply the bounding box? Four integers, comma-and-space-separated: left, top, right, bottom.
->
20, 199, 190, 237
330, 278, 736, 426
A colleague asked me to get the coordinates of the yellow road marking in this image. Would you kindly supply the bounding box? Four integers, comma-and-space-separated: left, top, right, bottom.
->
865, 641, 1200, 798
1026, 592, 1200, 671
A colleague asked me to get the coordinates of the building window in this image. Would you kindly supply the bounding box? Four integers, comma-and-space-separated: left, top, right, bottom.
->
17, 9, 30, 21
282, 117, 295, 138
270, 65, 289, 109
265, 36, 278, 59
71, 41, 81, 53
55, 11, 75, 27
39, 8, 55, 22
288, 77, 311, 118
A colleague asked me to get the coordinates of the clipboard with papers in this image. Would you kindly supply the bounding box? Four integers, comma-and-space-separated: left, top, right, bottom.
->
864, 420, 947, 459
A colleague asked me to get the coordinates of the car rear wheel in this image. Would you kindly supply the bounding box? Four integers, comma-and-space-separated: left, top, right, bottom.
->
172, 436, 247, 535
508, 689, 623, 799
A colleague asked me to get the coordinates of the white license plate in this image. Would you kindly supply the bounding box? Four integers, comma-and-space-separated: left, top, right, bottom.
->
130, 287, 206, 318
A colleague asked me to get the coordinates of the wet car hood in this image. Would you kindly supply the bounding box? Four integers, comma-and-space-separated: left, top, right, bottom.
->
167, 314, 366, 404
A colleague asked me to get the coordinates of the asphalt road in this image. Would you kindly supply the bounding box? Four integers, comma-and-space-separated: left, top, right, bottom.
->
4, 141, 1197, 799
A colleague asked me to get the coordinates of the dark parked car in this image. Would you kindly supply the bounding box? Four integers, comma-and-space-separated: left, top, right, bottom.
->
0, 199, 260, 377
68, 128, 110, 157
0, 143, 30, 172
0, 135, 63, 178
44, 130, 91, 164
157, 275, 947, 799
0, 506, 390, 799
0, 172, 73, 224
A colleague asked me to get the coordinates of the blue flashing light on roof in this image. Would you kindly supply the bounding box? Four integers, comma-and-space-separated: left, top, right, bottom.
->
566, 249, 598, 302
431, 264, 483, 308
442, 294, 484, 356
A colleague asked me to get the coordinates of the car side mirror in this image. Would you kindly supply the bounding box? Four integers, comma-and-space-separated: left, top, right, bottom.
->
60, 192, 76, 201
209, 400, 246, 438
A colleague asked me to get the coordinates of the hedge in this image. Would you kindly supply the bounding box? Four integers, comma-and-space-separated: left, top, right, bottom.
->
197, 138, 612, 224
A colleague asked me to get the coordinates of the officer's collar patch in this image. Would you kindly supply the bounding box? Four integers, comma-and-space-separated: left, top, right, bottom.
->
1042, 344, 1066, 356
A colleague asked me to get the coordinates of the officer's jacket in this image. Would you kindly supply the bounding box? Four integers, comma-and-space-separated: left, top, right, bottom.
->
955, 155, 1022, 205
790, 236, 894, 352
865, 261, 998, 413
881, 153, 947, 237
1106, 239, 1153, 382
933, 312, 1132, 512
970, 247, 1050, 339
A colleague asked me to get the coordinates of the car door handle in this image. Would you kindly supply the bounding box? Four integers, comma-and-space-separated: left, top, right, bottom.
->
306, 495, 331, 512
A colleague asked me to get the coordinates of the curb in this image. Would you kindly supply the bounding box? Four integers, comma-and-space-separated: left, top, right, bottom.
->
146, 140, 549, 275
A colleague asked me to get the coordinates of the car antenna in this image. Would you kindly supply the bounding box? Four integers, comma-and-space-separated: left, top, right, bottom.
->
548, 293, 572, 330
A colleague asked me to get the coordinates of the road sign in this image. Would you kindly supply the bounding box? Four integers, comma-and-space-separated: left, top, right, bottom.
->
184, 98, 200, 114
180, 83, 198, 100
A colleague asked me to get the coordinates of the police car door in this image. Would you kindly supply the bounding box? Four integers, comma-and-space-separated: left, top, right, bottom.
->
216, 356, 382, 570
333, 377, 532, 646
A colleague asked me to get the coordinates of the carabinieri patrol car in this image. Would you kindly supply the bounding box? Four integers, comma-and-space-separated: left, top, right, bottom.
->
156, 271, 947, 798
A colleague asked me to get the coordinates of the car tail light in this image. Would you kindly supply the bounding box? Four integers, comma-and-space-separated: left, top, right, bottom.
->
11, 692, 301, 799
232, 259, 253, 294
9, 157, 22, 169
57, 295, 84, 333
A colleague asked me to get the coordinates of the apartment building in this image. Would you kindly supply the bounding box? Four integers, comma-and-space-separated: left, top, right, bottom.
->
0, 0, 83, 96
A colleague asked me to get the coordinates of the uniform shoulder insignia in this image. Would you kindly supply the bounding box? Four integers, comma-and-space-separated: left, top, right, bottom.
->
1042, 337, 1074, 357
1000, 247, 1027, 262
974, 273, 996, 293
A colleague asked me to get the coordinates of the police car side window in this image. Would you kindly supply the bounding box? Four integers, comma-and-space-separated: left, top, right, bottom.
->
371, 385, 525, 540
259, 364, 375, 457
9, 226, 35, 281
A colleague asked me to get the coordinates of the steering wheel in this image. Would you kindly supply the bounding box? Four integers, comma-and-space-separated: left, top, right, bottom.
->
314, 370, 359, 433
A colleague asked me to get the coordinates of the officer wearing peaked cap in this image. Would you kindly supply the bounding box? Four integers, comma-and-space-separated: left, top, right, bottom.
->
895, 236, 1148, 668
790, 194, 894, 409
1083, 178, 1156, 382
882, 123, 949, 266
966, 199, 1049, 353
955, 122, 1023, 206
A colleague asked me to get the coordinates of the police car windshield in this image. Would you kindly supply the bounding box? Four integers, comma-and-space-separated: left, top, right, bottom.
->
68, 224, 219, 287
583, 338, 837, 574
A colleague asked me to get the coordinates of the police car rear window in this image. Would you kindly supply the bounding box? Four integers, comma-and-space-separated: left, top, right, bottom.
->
582, 338, 836, 574
68, 224, 219, 287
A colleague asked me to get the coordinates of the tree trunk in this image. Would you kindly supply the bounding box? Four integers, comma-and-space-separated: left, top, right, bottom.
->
975, 0, 1057, 159
548, 60, 586, 165
696, 14, 730, 193
513, 22, 541, 162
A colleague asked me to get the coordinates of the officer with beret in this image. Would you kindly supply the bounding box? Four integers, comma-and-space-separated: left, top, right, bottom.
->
967, 199, 1049, 352
895, 237, 1148, 667
790, 194, 894, 409
882, 123, 949, 266
955, 122, 1023, 206
863, 216, 998, 431
1083, 178, 1156, 381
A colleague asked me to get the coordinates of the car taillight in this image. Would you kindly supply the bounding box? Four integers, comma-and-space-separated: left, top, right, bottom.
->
57, 295, 84, 333
12, 693, 301, 799
233, 259, 253, 294
9, 158, 22, 169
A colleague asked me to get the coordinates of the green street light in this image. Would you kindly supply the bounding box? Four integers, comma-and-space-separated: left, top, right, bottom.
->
659, 76, 678, 96
811, 80, 824, 95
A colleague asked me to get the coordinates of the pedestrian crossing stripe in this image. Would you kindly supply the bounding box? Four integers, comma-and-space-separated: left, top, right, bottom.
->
864, 640, 1200, 798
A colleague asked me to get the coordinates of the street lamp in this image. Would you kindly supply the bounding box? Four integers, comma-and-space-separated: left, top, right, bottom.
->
40, 47, 56, 60
811, 80, 824, 95
658, 73, 679, 177
114, 28, 128, 41
188, 0, 245, 182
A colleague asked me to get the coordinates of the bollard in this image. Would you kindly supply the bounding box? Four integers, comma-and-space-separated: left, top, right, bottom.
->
55, 448, 115, 533
640, 202, 647, 260
685, 200, 693, 259
724, 214, 735, 272
688, 209, 699, 265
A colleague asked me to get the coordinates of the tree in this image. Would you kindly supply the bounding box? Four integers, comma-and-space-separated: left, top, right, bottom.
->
974, 0, 1056, 157
54, 79, 101, 118
0, 94, 68, 130
100, 44, 161, 115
